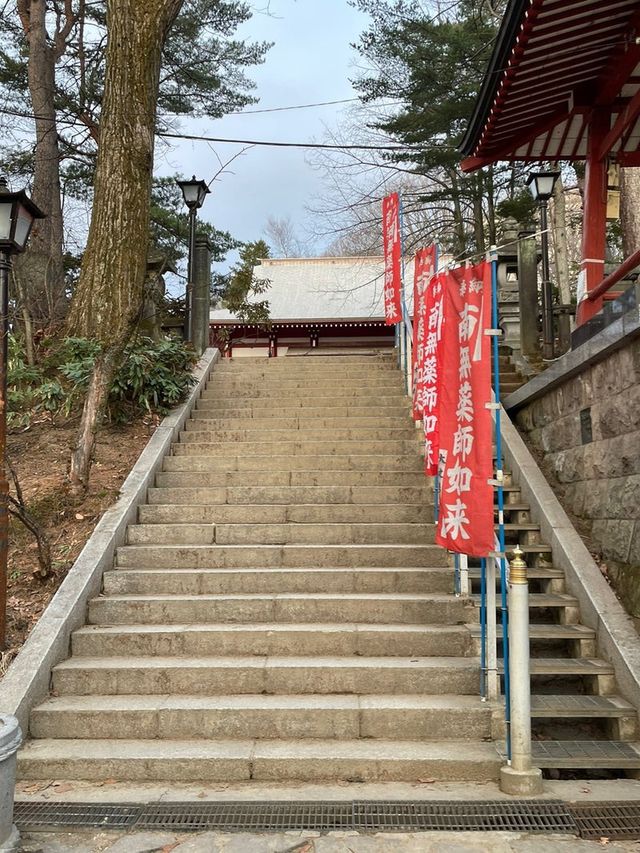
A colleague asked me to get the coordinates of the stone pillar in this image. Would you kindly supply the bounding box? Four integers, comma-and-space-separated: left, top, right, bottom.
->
0, 716, 22, 851
517, 228, 542, 363
192, 237, 212, 357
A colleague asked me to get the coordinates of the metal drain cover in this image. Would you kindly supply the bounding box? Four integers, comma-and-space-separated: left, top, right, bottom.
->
14, 799, 578, 834
570, 801, 640, 840
354, 800, 576, 832
14, 802, 139, 830
137, 801, 353, 832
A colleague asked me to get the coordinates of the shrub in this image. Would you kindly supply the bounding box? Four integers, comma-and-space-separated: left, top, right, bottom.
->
7, 334, 196, 429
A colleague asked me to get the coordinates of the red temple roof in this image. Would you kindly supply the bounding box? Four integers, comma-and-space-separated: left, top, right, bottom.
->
460, 0, 640, 171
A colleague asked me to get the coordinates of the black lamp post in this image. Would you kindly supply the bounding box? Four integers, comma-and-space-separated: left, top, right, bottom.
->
177, 176, 210, 343
0, 178, 44, 649
526, 170, 560, 359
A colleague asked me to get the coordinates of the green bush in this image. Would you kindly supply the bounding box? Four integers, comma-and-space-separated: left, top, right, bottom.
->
7, 335, 196, 429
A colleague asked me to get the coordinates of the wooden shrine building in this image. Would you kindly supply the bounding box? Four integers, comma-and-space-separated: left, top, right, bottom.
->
209, 256, 409, 356
460, 0, 640, 326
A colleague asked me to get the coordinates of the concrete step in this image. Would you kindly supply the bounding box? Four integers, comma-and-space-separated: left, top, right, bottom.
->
188, 414, 411, 430
161, 454, 422, 473
171, 440, 423, 456
52, 655, 480, 696
179, 427, 417, 443
102, 567, 453, 596
71, 623, 474, 659
30, 694, 491, 741
17, 738, 500, 782
149, 483, 432, 503
194, 404, 411, 419
138, 503, 430, 525
115, 544, 448, 569
126, 522, 436, 547
154, 472, 428, 490
200, 393, 410, 406
205, 379, 404, 392
88, 592, 467, 626
211, 368, 401, 380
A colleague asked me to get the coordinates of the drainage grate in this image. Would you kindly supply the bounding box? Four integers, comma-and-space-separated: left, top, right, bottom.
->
570, 801, 640, 840
12, 799, 584, 835
137, 801, 353, 832
353, 800, 576, 833
14, 802, 140, 831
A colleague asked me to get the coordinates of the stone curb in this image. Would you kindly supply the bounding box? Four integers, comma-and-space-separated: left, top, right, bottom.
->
500, 407, 640, 709
504, 307, 640, 413
0, 348, 220, 734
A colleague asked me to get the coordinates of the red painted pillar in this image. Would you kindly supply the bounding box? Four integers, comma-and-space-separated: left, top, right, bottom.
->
576, 110, 609, 326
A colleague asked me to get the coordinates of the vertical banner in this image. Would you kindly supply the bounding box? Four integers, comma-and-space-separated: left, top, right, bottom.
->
416, 267, 444, 476
436, 261, 494, 557
382, 192, 402, 324
411, 245, 437, 421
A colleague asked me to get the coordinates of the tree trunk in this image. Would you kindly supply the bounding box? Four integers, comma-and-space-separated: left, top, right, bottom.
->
551, 174, 572, 304
15, 0, 66, 326
620, 167, 640, 256
67, 0, 184, 493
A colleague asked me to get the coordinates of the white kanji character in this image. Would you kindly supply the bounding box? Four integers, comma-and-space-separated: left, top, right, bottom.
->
456, 381, 473, 422
453, 424, 474, 460
423, 355, 437, 385
445, 459, 473, 495
459, 346, 471, 380
424, 386, 438, 412
424, 414, 437, 434
459, 303, 479, 343
425, 331, 438, 355
441, 498, 471, 541
469, 277, 483, 293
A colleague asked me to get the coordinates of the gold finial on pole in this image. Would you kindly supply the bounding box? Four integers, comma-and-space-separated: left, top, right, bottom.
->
509, 545, 528, 585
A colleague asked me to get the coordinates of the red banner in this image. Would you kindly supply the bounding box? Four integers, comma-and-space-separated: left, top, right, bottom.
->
419, 270, 445, 476
436, 261, 494, 557
411, 245, 436, 423
382, 193, 402, 325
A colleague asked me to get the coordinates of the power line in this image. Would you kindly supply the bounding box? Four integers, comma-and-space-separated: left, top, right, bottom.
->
221, 97, 401, 115
158, 130, 420, 151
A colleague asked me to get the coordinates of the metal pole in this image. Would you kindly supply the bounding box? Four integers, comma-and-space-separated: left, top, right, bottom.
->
491, 249, 511, 758
499, 546, 544, 796
486, 555, 499, 700
540, 201, 554, 360
0, 251, 10, 650
479, 557, 487, 699
185, 206, 196, 343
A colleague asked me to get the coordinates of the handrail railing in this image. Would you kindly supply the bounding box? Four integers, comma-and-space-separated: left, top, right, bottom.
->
587, 248, 640, 304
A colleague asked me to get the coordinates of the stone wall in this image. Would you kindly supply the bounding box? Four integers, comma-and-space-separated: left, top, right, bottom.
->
506, 320, 640, 618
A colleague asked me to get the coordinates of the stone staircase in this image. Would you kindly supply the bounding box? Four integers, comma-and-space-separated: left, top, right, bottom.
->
468, 485, 640, 774
18, 352, 501, 784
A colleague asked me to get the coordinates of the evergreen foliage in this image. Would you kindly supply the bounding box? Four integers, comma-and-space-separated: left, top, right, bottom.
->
7, 334, 197, 429
223, 239, 272, 327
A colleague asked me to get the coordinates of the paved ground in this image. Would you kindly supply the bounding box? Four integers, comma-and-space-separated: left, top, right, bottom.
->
18, 828, 640, 852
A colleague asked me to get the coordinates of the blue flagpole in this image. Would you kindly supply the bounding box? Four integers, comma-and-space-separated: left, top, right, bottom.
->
480, 557, 487, 699
490, 248, 511, 760
398, 196, 410, 396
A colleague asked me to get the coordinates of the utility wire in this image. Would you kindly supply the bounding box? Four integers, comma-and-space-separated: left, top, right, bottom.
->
221, 97, 401, 115
158, 130, 420, 151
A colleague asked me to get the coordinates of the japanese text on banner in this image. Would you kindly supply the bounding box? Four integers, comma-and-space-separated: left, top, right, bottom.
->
411, 245, 437, 423
436, 262, 494, 557
416, 267, 444, 476
382, 192, 403, 325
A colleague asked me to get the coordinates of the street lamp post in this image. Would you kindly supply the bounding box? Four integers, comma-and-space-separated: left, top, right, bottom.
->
526, 170, 560, 360
177, 177, 210, 344
0, 178, 44, 649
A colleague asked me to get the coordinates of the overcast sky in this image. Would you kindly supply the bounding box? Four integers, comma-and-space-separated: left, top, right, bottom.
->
156, 0, 370, 270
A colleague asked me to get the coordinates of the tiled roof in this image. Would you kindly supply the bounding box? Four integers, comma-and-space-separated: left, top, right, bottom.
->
210, 256, 416, 322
